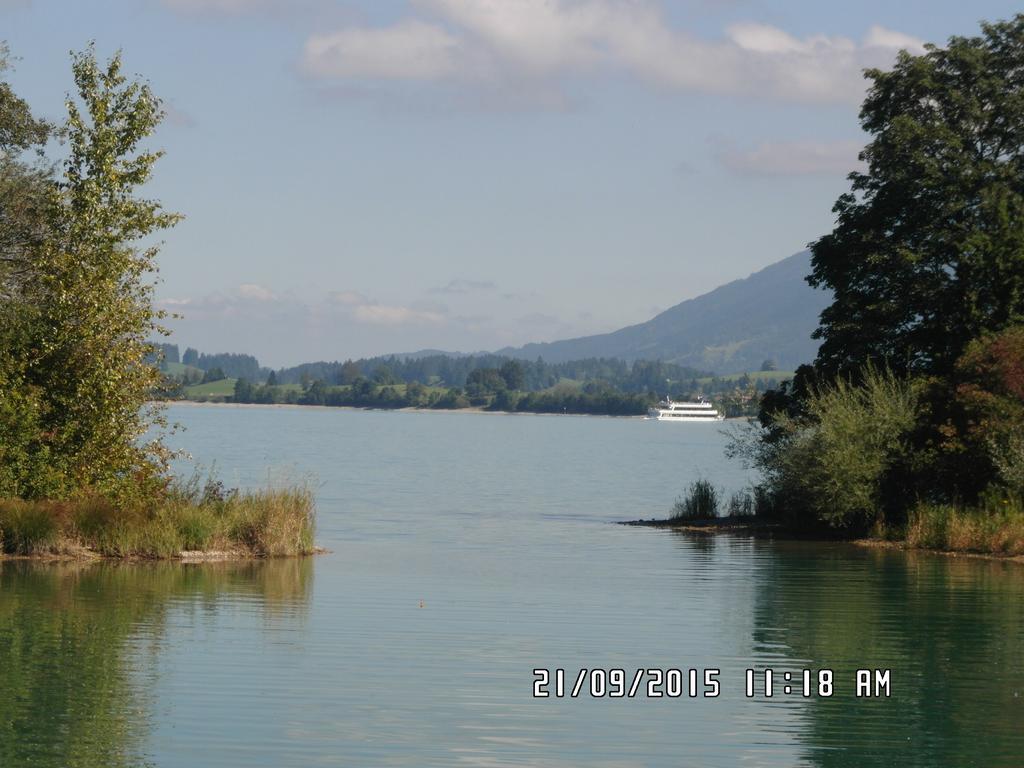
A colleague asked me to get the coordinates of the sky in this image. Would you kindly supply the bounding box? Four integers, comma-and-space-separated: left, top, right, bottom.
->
2, 0, 1020, 367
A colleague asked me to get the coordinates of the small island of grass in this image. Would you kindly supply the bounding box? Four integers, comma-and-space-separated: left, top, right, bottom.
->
0, 480, 316, 560
0, 47, 316, 560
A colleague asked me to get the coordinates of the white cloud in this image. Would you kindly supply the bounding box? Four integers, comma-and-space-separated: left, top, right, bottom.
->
328, 289, 369, 306
352, 304, 446, 326
864, 25, 926, 52
301, 0, 925, 105
237, 283, 276, 301
328, 289, 446, 326
718, 139, 865, 176
305, 20, 460, 80
158, 283, 285, 314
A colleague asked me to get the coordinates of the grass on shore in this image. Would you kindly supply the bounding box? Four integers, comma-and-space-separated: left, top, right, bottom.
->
0, 478, 316, 559
662, 481, 1024, 557
902, 496, 1024, 556
671, 479, 720, 521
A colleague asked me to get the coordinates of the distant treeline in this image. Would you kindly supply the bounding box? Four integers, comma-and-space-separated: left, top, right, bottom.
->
150, 344, 265, 381
229, 377, 653, 416
153, 344, 716, 394
155, 344, 789, 416
284, 355, 713, 394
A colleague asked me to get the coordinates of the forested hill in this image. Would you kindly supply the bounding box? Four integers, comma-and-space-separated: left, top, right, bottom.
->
495, 251, 830, 373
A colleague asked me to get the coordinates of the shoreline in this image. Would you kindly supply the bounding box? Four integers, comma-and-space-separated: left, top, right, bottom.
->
163, 399, 645, 419
621, 517, 1024, 563
620, 515, 783, 533
0, 546, 329, 564
162, 399, 750, 421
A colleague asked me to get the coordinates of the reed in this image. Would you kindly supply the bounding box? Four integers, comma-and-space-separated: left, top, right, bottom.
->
725, 490, 755, 517
671, 479, 720, 521
905, 496, 1024, 555
0, 478, 316, 559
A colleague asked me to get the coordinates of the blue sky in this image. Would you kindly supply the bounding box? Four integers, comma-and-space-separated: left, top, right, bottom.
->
2, 0, 1020, 366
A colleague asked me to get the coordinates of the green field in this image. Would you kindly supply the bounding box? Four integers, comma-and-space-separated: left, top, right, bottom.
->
184, 378, 237, 399
163, 361, 204, 378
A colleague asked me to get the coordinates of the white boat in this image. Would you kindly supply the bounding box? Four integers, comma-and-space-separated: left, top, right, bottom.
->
647, 397, 724, 421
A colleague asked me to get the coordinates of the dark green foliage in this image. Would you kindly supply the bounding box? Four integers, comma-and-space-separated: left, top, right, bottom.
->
466, 368, 507, 399
738, 367, 920, 531
201, 367, 226, 384
499, 360, 525, 390
194, 352, 262, 379
233, 377, 253, 402
810, 17, 1024, 379
372, 364, 397, 385
751, 19, 1024, 541
270, 353, 708, 393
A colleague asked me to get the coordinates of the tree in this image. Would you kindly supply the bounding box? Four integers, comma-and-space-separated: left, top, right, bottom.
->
405, 380, 427, 407
372, 364, 396, 385
0, 47, 59, 497
0, 61, 51, 304
735, 367, 920, 530
182, 347, 199, 367
809, 17, 1024, 379
499, 360, 525, 390
337, 360, 361, 385
760, 359, 777, 372
266, 370, 277, 386
946, 326, 1024, 497
4, 45, 180, 498
202, 367, 226, 384
233, 377, 253, 403
465, 368, 505, 397
301, 379, 326, 406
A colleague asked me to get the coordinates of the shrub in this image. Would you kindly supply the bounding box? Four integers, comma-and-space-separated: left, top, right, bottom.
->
732, 366, 918, 531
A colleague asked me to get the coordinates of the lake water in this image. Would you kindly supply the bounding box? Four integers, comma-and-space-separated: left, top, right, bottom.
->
2, 404, 1022, 767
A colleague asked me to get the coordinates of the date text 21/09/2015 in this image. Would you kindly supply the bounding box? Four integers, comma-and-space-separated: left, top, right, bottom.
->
532, 668, 892, 699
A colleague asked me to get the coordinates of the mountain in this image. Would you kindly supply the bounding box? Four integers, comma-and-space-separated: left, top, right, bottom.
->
496, 251, 830, 374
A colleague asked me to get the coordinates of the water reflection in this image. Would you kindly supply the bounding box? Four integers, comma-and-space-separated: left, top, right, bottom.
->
0, 559, 313, 768
748, 542, 1024, 768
